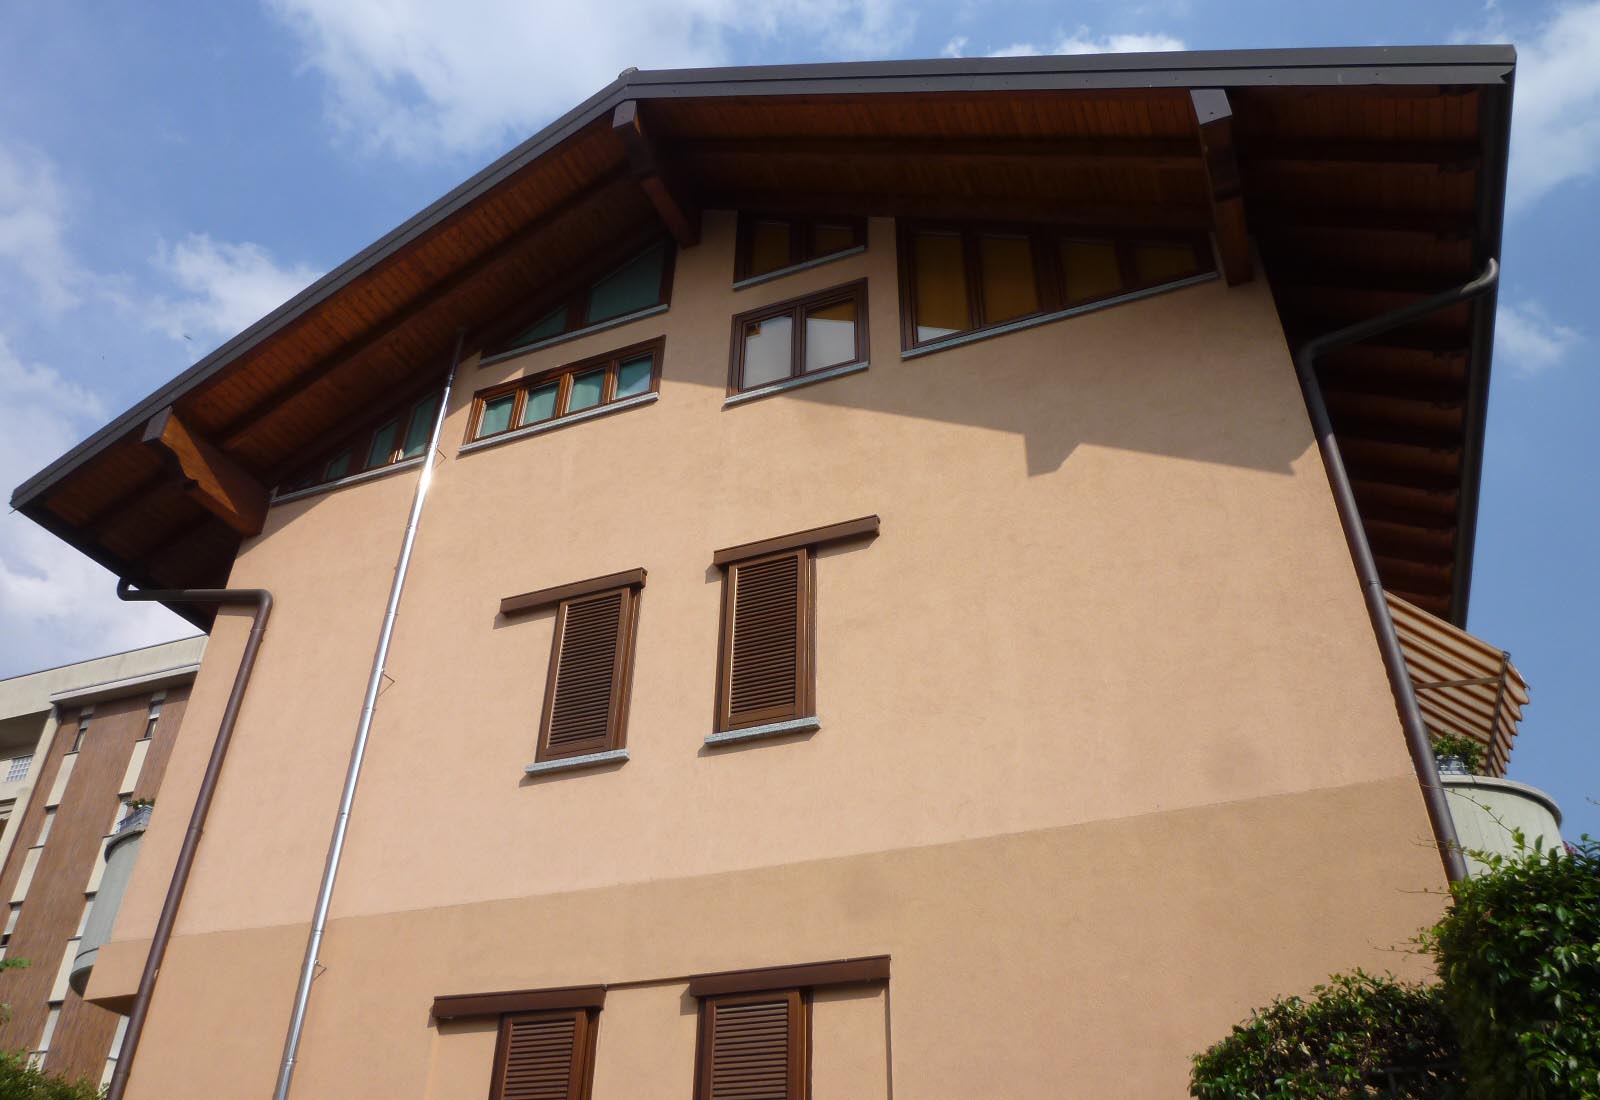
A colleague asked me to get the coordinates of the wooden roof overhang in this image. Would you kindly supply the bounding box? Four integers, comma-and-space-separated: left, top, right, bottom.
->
9, 47, 1514, 628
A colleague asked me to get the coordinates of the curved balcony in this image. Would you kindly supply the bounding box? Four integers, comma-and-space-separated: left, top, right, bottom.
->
69, 807, 151, 996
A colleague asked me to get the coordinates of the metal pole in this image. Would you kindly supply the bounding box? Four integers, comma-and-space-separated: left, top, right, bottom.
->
272, 332, 464, 1099
1293, 259, 1499, 884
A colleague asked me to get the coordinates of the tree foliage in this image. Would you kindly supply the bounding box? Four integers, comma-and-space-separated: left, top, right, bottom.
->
1423, 835, 1600, 1099
1190, 971, 1462, 1099
0, 1051, 101, 1100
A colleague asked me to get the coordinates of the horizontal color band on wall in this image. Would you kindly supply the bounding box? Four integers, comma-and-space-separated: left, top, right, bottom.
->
500, 568, 647, 618
431, 985, 607, 1021
711, 516, 879, 567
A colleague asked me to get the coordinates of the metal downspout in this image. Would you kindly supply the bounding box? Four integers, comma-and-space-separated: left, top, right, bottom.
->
105, 581, 274, 1100
1292, 258, 1499, 884
273, 331, 465, 1100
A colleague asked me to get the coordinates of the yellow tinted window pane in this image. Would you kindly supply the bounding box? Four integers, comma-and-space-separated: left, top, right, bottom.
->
803, 299, 858, 372
1061, 240, 1123, 304
913, 232, 970, 342
978, 235, 1039, 324
811, 223, 855, 258
747, 221, 793, 277
1134, 243, 1199, 286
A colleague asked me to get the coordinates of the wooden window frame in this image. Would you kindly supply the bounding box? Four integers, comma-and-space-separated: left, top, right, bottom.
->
467, 336, 664, 445
275, 375, 444, 496
481, 236, 677, 363
714, 548, 815, 733
727, 280, 869, 396
488, 1007, 600, 1100
734, 213, 867, 284
533, 580, 642, 762
895, 219, 1214, 352
694, 989, 810, 1100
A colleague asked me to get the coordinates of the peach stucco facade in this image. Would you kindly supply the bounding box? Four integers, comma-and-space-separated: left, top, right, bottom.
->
87, 213, 1446, 1098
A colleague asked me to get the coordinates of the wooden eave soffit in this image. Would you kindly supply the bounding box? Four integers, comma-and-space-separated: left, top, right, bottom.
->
1190, 89, 1253, 287
612, 100, 700, 248
141, 407, 267, 537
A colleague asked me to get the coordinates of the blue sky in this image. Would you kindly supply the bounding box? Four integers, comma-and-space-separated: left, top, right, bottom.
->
0, 1, 1594, 836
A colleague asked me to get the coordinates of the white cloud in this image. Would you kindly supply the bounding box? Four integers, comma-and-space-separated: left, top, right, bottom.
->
267, 0, 912, 159
1456, 1, 1600, 210
1496, 300, 1582, 376
147, 233, 322, 357
985, 28, 1186, 58
0, 140, 83, 313
0, 334, 189, 677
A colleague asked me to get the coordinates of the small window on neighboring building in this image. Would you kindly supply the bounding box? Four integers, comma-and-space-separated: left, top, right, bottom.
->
717, 549, 812, 732
729, 281, 868, 397
492, 239, 675, 359
2, 902, 21, 945
735, 214, 865, 284
696, 990, 808, 1100
491, 1009, 598, 1100
71, 711, 91, 754
534, 583, 642, 762
35, 808, 54, 847
468, 338, 663, 446
142, 698, 163, 741
32, 1005, 60, 1068
5, 756, 31, 782
898, 221, 1213, 351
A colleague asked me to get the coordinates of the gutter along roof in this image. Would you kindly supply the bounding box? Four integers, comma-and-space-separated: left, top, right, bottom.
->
10, 46, 1515, 627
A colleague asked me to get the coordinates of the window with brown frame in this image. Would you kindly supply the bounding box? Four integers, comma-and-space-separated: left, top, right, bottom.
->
728, 281, 868, 396
487, 239, 675, 360
277, 385, 443, 496
695, 990, 808, 1100
469, 337, 663, 445
490, 1008, 598, 1100
534, 581, 640, 762
735, 213, 866, 284
897, 221, 1215, 350
716, 548, 812, 732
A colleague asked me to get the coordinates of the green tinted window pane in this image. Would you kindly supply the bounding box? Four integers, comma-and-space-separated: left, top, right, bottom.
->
513, 306, 567, 346
569, 369, 605, 412
614, 355, 653, 398
478, 394, 515, 438
520, 382, 559, 425
586, 242, 666, 323
365, 420, 400, 469
322, 448, 353, 481
400, 394, 440, 458
741, 314, 793, 388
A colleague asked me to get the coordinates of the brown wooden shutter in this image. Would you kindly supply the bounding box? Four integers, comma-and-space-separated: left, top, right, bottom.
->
490, 1009, 595, 1100
718, 549, 811, 731
537, 587, 636, 760
697, 990, 807, 1100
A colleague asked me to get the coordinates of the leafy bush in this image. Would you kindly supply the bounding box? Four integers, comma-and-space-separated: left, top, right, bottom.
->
1423, 835, 1600, 1099
1190, 970, 1463, 1098
1430, 734, 1485, 775
0, 1050, 102, 1099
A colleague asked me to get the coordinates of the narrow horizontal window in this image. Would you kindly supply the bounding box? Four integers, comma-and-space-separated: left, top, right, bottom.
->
276, 385, 444, 497
729, 281, 868, 396
735, 213, 865, 284
491, 1008, 598, 1100
898, 221, 1214, 351
469, 337, 663, 445
490, 239, 675, 359
697, 990, 807, 1100
536, 580, 641, 762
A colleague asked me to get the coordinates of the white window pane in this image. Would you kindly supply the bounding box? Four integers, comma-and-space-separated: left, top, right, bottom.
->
742, 314, 793, 388
803, 300, 858, 372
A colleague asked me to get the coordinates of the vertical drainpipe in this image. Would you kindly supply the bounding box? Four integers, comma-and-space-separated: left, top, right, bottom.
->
272, 331, 465, 1100
1292, 259, 1499, 885
105, 582, 274, 1100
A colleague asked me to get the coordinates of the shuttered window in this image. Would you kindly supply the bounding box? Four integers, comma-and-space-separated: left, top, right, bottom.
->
696, 990, 807, 1100
537, 586, 638, 761
490, 1009, 597, 1100
717, 549, 812, 732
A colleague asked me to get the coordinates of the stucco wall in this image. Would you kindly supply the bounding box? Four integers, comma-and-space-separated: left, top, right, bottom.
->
94, 212, 1445, 1097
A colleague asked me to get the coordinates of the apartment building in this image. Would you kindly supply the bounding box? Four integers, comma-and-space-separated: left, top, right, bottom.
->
8, 48, 1521, 1100
0, 637, 203, 1084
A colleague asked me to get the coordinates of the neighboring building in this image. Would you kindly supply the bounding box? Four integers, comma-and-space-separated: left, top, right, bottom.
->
6, 47, 1536, 1100
0, 637, 204, 1084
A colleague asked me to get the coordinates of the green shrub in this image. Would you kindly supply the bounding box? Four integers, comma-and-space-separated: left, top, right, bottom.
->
1430, 734, 1485, 775
0, 1050, 101, 1099
1189, 970, 1463, 1098
1423, 835, 1600, 1099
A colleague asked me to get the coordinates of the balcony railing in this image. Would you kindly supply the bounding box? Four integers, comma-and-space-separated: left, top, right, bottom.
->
115, 804, 152, 834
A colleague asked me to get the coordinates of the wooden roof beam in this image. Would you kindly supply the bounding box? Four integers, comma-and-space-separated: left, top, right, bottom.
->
142, 407, 267, 537
1190, 89, 1252, 286
700, 189, 1212, 231
612, 100, 700, 248
677, 135, 1202, 169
